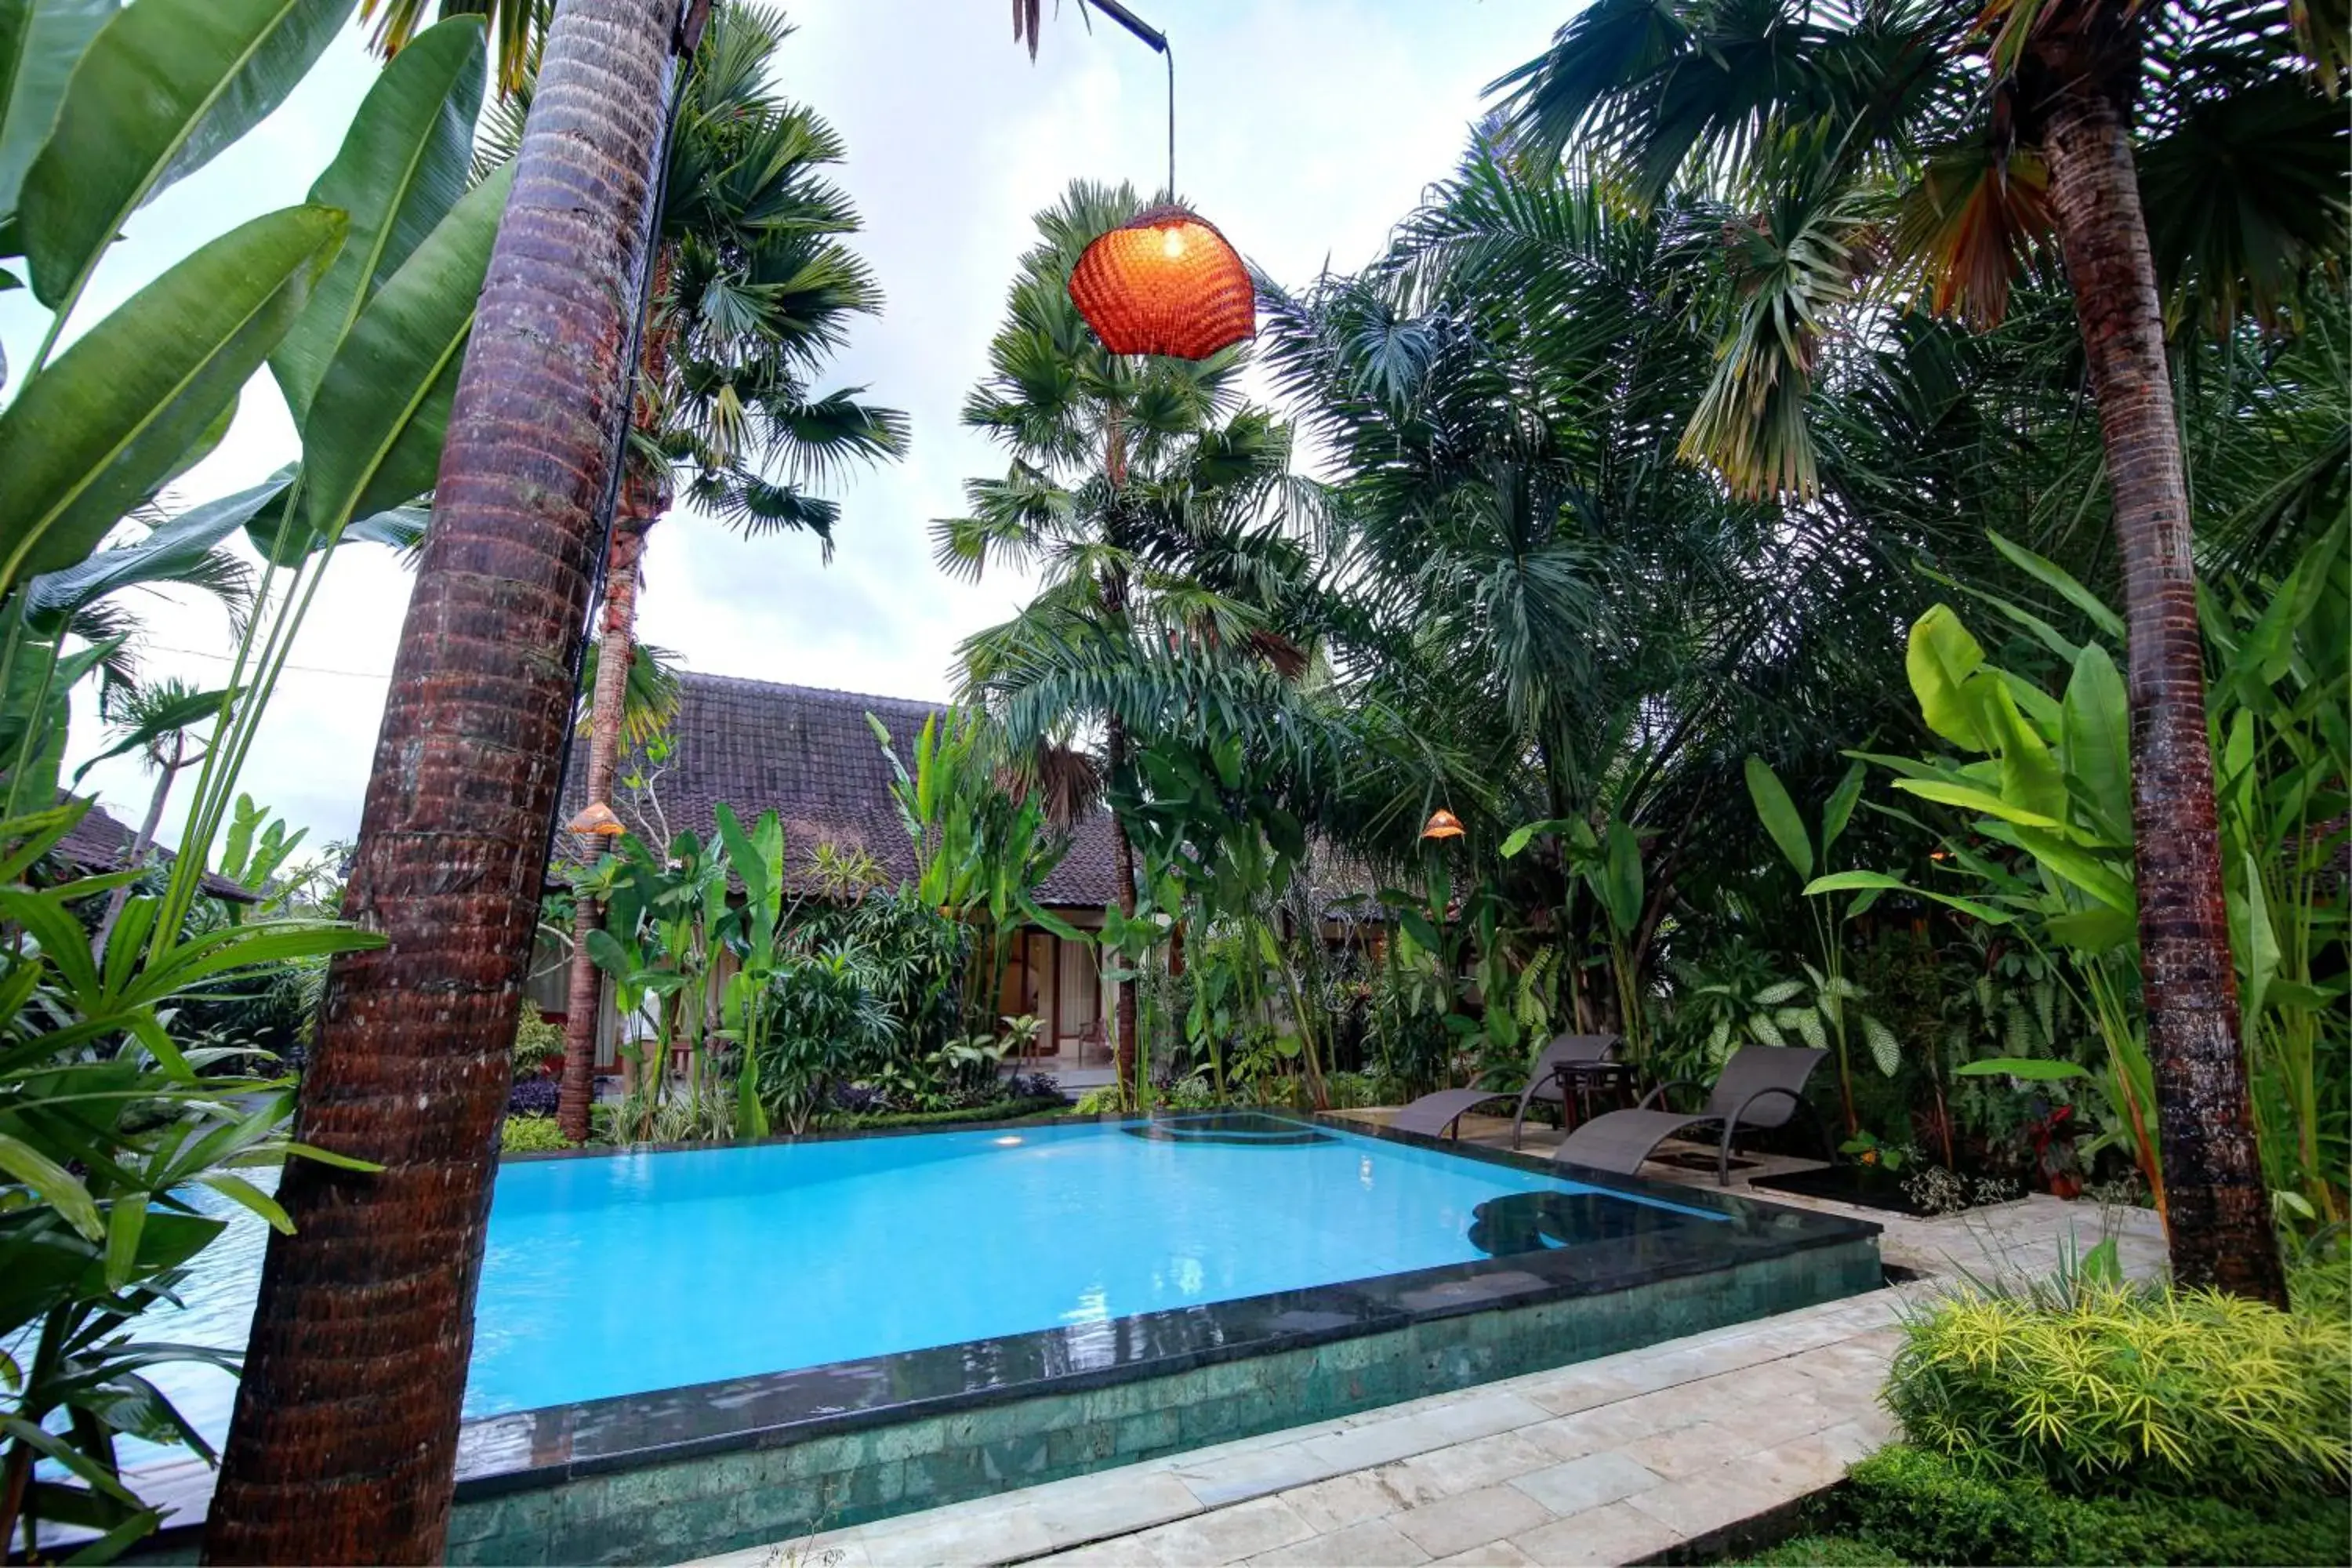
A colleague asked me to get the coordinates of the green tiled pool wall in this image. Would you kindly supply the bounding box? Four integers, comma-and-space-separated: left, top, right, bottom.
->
447, 1238, 1881, 1566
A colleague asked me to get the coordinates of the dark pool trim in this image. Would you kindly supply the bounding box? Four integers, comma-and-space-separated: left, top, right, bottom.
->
453, 1110, 1875, 1499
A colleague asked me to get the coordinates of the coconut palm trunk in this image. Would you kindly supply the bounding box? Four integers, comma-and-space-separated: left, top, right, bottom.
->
201, 0, 683, 1557
2038, 63, 2286, 1305
1105, 710, 1141, 1100
556, 521, 645, 1140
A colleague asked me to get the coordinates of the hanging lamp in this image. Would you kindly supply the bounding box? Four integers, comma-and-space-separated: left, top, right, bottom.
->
567, 801, 626, 837
1421, 808, 1465, 841
1065, 1, 1254, 361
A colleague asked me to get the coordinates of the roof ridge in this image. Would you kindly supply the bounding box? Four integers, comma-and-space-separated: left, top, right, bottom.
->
677, 670, 954, 710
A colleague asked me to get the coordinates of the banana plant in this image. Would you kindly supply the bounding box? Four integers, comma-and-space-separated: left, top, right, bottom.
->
710, 802, 784, 1140
1502, 812, 1648, 1062
1744, 754, 1891, 1133
870, 710, 1077, 1038
1805, 535, 2167, 1210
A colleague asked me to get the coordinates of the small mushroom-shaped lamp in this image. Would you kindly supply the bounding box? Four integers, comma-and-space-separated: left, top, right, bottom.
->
1068, 205, 1255, 361
567, 801, 626, 837
1421, 808, 1465, 841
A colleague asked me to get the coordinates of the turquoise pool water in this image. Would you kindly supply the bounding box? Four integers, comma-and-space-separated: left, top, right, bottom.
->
140, 1116, 1722, 1446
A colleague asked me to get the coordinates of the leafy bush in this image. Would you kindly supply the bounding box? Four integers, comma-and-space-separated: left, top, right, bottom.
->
1073, 1085, 1123, 1115
513, 1012, 565, 1080
1004, 1072, 1063, 1102
820, 1095, 1067, 1132
1322, 1071, 1399, 1109
1886, 1279, 2350, 1493
507, 1078, 560, 1117
500, 1116, 573, 1153
1820, 1444, 2351, 1566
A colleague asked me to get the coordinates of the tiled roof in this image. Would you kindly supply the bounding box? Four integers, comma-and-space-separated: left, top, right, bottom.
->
56, 798, 258, 902
557, 672, 1124, 909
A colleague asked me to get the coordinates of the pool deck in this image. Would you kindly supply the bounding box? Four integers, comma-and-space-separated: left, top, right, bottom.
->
695, 1120, 2167, 1568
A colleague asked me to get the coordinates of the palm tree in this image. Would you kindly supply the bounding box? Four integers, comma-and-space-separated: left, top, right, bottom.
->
1492, 0, 2343, 1304
201, 0, 688, 1558
939, 180, 1318, 1102
547, 2, 906, 1142
81, 677, 218, 956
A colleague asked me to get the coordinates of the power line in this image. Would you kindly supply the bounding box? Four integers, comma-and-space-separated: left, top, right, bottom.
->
143, 644, 391, 682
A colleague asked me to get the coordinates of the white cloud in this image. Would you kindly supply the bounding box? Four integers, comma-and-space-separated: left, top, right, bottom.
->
5, 1, 1561, 850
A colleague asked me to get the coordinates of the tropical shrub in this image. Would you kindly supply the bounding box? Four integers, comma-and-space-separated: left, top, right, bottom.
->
512, 1013, 564, 1080
499, 1116, 572, 1154
750, 945, 898, 1134
506, 1078, 559, 1117
0, 807, 379, 1553
1814, 1444, 2350, 1567
1886, 1279, 2350, 1492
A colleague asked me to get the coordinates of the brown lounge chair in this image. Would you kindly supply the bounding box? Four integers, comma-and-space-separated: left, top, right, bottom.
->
1554, 1044, 1830, 1185
1387, 1033, 1621, 1147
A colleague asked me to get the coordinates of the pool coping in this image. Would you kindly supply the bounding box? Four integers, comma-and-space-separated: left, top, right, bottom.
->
449, 1109, 1879, 1503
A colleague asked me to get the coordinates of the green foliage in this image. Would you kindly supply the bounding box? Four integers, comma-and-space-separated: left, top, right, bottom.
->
499, 1114, 571, 1154
0, 803, 383, 1554
819, 1095, 1065, 1134
511, 1013, 563, 1082
1809, 1443, 2351, 1567
1072, 1085, 1124, 1116
1886, 1280, 2350, 1493
750, 944, 898, 1135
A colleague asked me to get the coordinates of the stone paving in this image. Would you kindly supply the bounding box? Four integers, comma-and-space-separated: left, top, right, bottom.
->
698, 1125, 2167, 1568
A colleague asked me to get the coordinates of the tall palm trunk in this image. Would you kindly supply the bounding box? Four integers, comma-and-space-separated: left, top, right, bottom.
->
1105, 710, 1140, 1103
2039, 66, 2285, 1305
201, 1, 683, 1558
555, 522, 645, 1141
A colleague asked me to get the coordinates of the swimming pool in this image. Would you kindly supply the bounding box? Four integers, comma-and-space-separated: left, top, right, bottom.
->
131, 1112, 1881, 1564
468, 1112, 1727, 1414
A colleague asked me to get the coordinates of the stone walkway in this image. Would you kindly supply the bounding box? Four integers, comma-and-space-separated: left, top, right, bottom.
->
699, 1145, 2166, 1568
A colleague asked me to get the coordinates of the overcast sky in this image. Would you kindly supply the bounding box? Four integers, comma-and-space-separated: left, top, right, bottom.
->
4, 0, 1564, 848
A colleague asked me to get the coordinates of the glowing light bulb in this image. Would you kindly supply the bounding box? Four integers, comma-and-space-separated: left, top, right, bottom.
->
1160, 227, 1185, 260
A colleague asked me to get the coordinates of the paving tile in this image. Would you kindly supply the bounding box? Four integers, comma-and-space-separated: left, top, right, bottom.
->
1412, 1393, 1555, 1443
859, 1501, 1052, 1566
1378, 1431, 1560, 1507
1243, 1517, 1432, 1566
1618, 1465, 1788, 1541
1741, 1432, 1861, 1497
1431, 1541, 1537, 1567
1032, 1471, 1203, 1548
1704, 1391, 1842, 1450
1522, 1372, 1651, 1417
1389, 1485, 1555, 1559
1809, 1420, 1888, 1468
1039, 1537, 1163, 1566
1298, 1416, 1453, 1476
1507, 1452, 1664, 1517
1176, 1444, 1340, 1509
1137, 1496, 1317, 1566
1508, 1499, 1683, 1567
1279, 1470, 1404, 1535
1615, 1420, 1755, 1481
1520, 1399, 1673, 1463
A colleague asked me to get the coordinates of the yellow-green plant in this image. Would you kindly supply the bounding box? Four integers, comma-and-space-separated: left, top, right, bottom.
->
1886, 1279, 2350, 1493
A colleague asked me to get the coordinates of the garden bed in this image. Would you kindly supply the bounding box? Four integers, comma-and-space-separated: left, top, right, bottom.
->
1751, 1166, 1958, 1218
813, 1093, 1069, 1133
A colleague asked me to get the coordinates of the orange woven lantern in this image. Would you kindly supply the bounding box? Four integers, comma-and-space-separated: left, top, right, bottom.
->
1421, 809, 1465, 841
1069, 204, 1254, 360
566, 801, 626, 837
